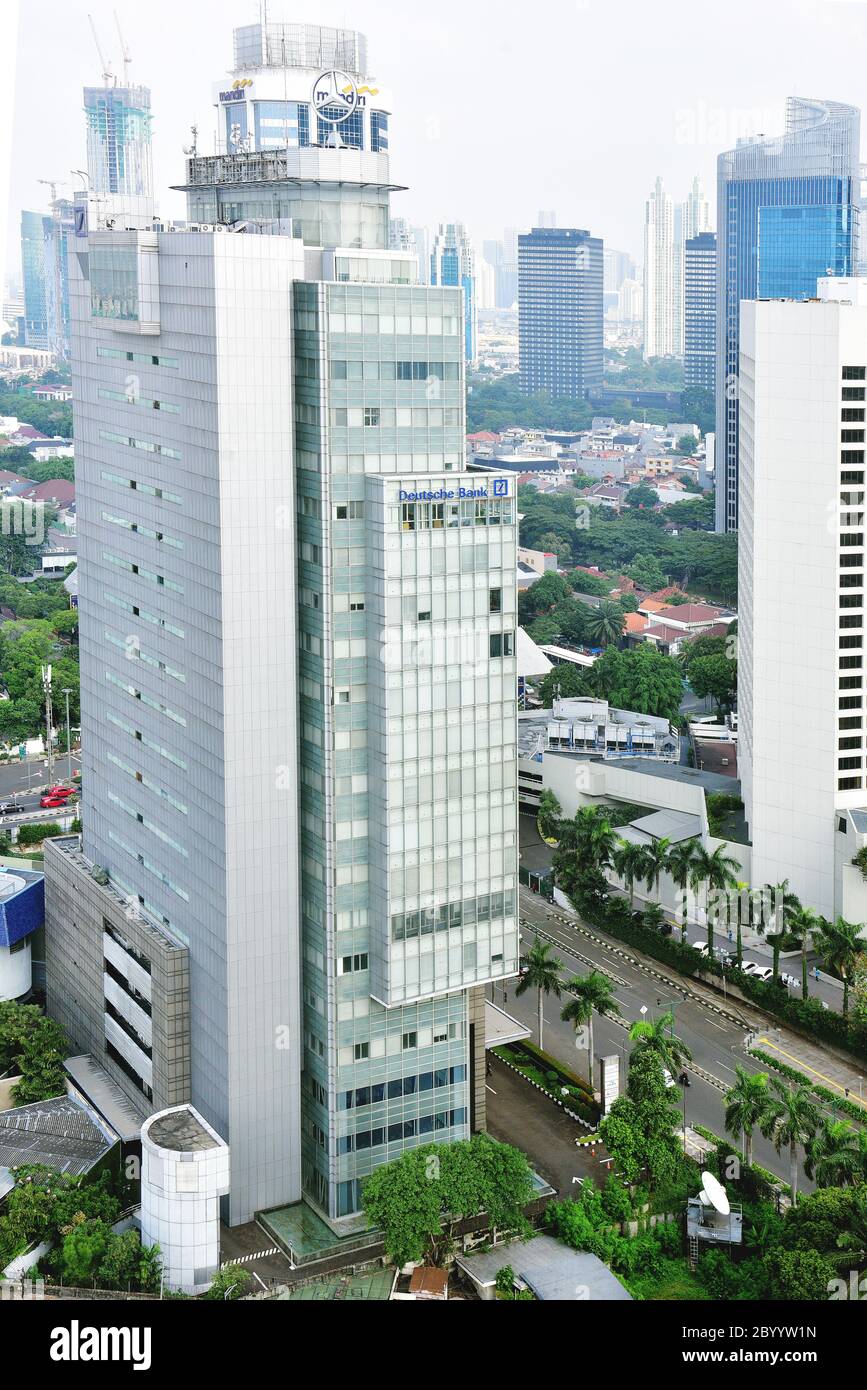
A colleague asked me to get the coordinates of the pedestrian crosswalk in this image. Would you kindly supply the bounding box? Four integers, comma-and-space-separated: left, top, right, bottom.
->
220, 1247, 283, 1268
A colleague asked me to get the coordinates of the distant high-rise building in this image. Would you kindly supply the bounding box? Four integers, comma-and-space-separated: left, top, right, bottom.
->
84, 83, 154, 201
682, 174, 712, 241
739, 277, 867, 921
537, 210, 557, 228
20, 200, 76, 358
21, 210, 49, 350
684, 232, 716, 396
643, 177, 678, 359
518, 226, 603, 398
603, 248, 637, 294
616, 276, 643, 331
430, 222, 478, 365
715, 97, 861, 532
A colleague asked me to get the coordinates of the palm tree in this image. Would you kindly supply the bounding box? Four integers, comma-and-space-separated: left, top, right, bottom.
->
813, 916, 864, 1017
788, 906, 820, 999
666, 838, 700, 941
805, 1119, 867, 1188
724, 1066, 772, 1168
612, 839, 650, 910
585, 600, 625, 648
761, 1079, 821, 1204
628, 1009, 692, 1077
560, 970, 621, 1080
642, 836, 671, 903
756, 880, 801, 982
572, 805, 617, 870
515, 938, 564, 1052
689, 844, 740, 959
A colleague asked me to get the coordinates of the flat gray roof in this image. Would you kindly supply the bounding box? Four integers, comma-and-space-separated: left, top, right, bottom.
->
146, 1107, 220, 1153
540, 750, 740, 795
65, 1054, 146, 1143
626, 809, 703, 844
455, 1234, 633, 1301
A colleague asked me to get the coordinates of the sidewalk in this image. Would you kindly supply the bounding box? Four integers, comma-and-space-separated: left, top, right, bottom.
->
747, 1027, 866, 1112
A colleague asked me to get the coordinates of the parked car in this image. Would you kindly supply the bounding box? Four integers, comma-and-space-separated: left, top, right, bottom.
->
40, 795, 65, 809
48, 785, 74, 798
662, 1068, 676, 1088
742, 962, 774, 982
780, 972, 799, 989
692, 941, 710, 956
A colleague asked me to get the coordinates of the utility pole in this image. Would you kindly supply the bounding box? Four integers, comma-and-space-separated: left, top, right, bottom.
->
41, 665, 54, 785
61, 688, 73, 783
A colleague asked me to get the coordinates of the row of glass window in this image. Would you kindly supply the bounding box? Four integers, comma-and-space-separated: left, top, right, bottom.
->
337, 1109, 467, 1153
339, 1065, 468, 1111
401, 499, 515, 529
391, 888, 517, 941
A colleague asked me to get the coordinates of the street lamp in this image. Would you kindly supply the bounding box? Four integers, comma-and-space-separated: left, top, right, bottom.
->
40, 665, 53, 785
61, 689, 73, 785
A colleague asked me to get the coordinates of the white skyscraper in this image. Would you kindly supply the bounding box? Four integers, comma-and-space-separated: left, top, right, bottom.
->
682, 175, 712, 241
643, 176, 677, 359
739, 279, 867, 927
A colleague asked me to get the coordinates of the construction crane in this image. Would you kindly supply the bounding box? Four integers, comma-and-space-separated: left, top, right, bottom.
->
114, 10, 132, 83
37, 178, 67, 206
88, 13, 115, 86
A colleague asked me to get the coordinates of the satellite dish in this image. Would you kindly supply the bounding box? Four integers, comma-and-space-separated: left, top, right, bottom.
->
698, 1170, 730, 1217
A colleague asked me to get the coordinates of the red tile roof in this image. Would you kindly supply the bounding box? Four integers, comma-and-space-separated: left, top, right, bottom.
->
22, 479, 75, 505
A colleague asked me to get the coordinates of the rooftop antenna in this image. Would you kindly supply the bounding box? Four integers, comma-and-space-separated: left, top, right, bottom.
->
114, 10, 132, 84
88, 14, 116, 86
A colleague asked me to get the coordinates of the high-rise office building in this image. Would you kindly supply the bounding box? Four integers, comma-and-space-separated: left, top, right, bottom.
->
643, 176, 679, 360
21, 210, 49, 349
84, 83, 153, 201
739, 278, 867, 924
682, 174, 712, 241
684, 232, 716, 396
603, 248, 637, 295
45, 18, 518, 1229
20, 200, 76, 358
518, 227, 603, 399
715, 96, 861, 533
430, 222, 478, 366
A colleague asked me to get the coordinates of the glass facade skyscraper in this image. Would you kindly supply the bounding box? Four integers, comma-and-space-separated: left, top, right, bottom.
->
47, 18, 517, 1231
684, 231, 716, 396
21, 210, 49, 350
84, 84, 154, 200
429, 223, 478, 367
715, 97, 860, 532
518, 227, 603, 399
20, 201, 76, 357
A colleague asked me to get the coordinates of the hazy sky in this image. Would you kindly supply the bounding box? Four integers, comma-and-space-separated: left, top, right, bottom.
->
7, 0, 867, 283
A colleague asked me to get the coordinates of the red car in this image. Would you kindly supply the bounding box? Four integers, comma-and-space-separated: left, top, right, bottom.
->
48, 786, 74, 798
40, 795, 66, 809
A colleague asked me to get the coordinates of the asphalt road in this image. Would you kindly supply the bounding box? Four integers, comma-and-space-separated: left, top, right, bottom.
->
510, 885, 821, 1193
0, 753, 81, 828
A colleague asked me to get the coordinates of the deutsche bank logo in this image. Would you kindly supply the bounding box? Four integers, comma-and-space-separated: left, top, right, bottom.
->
493, 479, 508, 497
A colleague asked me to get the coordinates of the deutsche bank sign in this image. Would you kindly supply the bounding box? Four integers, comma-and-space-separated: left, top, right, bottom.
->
398, 479, 510, 502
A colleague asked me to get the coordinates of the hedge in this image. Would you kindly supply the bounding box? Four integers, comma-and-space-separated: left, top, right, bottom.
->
16, 821, 62, 845
570, 886, 867, 1065
747, 1047, 866, 1124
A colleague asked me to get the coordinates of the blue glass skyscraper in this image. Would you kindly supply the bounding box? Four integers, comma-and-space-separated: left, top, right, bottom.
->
715, 97, 860, 531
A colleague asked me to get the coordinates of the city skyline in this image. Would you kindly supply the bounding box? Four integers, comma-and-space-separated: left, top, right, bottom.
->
7, 0, 867, 283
